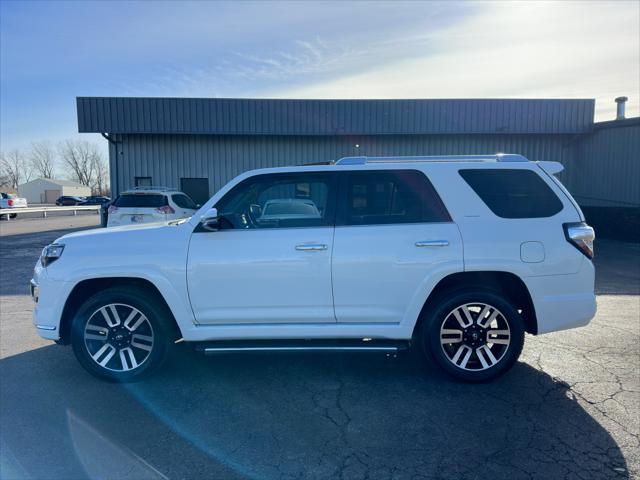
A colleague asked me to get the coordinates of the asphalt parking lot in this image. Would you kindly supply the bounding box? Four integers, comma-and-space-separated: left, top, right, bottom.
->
0, 217, 638, 480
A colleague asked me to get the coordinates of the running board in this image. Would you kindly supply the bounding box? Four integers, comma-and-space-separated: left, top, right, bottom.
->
195, 339, 410, 355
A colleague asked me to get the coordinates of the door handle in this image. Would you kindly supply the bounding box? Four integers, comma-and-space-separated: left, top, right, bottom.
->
295, 244, 328, 251
415, 240, 449, 247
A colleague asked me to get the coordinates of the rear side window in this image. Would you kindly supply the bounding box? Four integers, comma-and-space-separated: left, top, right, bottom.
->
459, 169, 563, 218
338, 170, 451, 226
114, 194, 167, 208
172, 194, 198, 209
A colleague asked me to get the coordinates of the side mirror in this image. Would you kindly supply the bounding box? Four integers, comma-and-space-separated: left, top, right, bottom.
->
200, 207, 219, 231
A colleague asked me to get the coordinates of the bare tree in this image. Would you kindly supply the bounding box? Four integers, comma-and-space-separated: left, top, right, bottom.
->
58, 139, 109, 194
29, 141, 57, 178
0, 149, 33, 189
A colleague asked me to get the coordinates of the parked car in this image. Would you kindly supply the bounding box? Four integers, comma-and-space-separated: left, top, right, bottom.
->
106, 188, 198, 227
31, 154, 596, 382
0, 192, 28, 218
55, 196, 85, 206
81, 196, 111, 205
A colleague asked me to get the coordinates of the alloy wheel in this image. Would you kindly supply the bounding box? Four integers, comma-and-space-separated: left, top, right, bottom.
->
84, 303, 155, 372
439, 302, 511, 371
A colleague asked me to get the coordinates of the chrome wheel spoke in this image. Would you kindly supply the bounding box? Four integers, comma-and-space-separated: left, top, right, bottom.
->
451, 344, 473, 368
476, 345, 499, 368
85, 325, 108, 341
452, 306, 474, 329
92, 343, 117, 367
119, 347, 139, 371
100, 305, 121, 328
131, 334, 153, 351
477, 307, 499, 329
440, 329, 463, 344
123, 310, 146, 332
487, 329, 510, 345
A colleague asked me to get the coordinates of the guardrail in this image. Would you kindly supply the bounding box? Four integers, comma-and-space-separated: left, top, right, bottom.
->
0, 205, 101, 220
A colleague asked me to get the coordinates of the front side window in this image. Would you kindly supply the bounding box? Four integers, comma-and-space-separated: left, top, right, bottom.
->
338, 170, 450, 226
214, 173, 336, 229
459, 169, 563, 218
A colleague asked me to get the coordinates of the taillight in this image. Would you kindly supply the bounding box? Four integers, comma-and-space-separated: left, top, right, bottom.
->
8, 199, 14, 206
108, 205, 118, 214
564, 222, 595, 259
155, 205, 175, 214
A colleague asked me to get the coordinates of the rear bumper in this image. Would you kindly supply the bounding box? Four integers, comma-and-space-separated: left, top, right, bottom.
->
526, 259, 597, 334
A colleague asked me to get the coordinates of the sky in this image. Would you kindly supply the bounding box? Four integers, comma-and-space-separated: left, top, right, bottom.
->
1, 0, 639, 156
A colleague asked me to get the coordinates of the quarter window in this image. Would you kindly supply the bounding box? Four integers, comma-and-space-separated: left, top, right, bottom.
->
214, 173, 336, 229
338, 170, 450, 225
459, 169, 563, 218
172, 194, 198, 209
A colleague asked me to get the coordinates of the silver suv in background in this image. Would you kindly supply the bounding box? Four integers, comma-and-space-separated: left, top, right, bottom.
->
107, 187, 198, 227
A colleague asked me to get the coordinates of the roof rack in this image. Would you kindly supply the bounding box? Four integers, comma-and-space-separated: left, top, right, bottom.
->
334, 154, 528, 165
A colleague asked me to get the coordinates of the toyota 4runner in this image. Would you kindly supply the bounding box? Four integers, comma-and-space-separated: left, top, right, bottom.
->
31, 154, 596, 382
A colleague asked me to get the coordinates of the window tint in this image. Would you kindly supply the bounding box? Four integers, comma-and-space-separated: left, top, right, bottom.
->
459, 169, 563, 218
172, 194, 198, 209
339, 170, 450, 226
114, 194, 167, 208
214, 173, 335, 229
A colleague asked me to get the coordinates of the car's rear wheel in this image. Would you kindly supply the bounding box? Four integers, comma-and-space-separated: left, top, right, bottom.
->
421, 289, 524, 382
71, 287, 173, 382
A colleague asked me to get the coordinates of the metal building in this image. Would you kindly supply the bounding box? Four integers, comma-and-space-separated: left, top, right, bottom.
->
76, 97, 639, 237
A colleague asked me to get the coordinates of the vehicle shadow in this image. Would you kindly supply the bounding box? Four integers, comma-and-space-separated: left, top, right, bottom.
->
0, 344, 629, 480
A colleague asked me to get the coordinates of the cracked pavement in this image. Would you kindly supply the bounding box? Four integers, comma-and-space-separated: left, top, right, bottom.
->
1, 217, 638, 479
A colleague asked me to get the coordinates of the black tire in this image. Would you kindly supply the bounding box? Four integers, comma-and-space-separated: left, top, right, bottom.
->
9, 213, 17, 219
420, 289, 524, 382
71, 286, 174, 382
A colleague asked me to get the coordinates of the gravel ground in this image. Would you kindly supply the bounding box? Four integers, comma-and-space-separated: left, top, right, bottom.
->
0, 217, 638, 480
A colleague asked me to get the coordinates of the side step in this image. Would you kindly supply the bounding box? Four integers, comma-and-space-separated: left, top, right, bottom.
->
194, 339, 411, 356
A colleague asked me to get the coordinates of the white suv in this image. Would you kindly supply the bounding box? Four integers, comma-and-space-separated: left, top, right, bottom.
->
107, 187, 198, 227
31, 155, 596, 382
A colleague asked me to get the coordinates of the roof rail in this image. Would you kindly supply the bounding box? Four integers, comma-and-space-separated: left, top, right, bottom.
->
334, 154, 529, 165
127, 186, 177, 192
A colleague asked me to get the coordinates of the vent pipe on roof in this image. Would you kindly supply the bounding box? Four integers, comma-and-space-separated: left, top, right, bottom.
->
615, 96, 628, 120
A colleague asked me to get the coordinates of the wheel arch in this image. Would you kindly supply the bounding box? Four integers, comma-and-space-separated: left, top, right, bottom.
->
58, 277, 181, 345
413, 271, 538, 336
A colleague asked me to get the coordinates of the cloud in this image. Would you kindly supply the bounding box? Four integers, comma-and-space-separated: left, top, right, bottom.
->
259, 1, 639, 121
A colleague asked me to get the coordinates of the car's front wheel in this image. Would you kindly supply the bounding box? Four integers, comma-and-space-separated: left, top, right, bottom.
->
421, 289, 525, 382
71, 287, 174, 382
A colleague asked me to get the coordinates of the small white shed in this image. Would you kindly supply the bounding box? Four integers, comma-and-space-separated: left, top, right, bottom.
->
18, 178, 91, 204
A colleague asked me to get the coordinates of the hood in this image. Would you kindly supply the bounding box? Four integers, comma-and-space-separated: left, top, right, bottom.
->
55, 221, 173, 243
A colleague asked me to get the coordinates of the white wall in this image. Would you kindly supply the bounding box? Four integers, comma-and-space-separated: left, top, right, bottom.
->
18, 179, 91, 204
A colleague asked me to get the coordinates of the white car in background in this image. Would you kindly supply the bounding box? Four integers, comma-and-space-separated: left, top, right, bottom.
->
0, 192, 28, 218
107, 187, 198, 227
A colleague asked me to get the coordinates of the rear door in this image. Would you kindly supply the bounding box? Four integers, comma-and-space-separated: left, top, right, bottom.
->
109, 193, 168, 226
332, 169, 463, 324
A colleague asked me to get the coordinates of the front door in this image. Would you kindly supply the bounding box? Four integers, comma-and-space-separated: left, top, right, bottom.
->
187, 172, 337, 325
332, 169, 463, 323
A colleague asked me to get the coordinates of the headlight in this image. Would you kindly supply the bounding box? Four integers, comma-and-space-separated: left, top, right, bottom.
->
41, 243, 65, 267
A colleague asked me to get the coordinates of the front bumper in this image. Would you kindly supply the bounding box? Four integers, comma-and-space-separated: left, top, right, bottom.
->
31, 267, 74, 341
